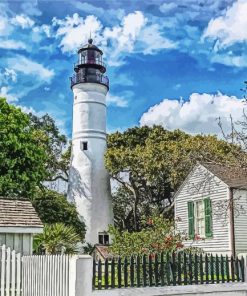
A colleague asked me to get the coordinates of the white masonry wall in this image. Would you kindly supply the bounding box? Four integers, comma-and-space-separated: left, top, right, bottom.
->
68, 82, 113, 245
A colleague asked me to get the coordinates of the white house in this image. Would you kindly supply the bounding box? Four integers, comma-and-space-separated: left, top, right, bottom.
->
0, 198, 43, 255
175, 162, 247, 256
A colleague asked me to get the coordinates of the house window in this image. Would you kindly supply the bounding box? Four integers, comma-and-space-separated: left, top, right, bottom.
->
98, 233, 109, 245
82, 141, 88, 151
195, 200, 205, 237
188, 198, 212, 239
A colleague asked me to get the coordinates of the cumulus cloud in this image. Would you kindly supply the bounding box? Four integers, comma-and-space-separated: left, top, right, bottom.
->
106, 93, 128, 108
140, 93, 246, 135
11, 14, 35, 29
203, 0, 247, 48
52, 11, 175, 65
53, 14, 102, 53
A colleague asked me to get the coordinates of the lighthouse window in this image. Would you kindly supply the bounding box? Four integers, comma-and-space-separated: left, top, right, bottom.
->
98, 233, 109, 245
82, 141, 88, 151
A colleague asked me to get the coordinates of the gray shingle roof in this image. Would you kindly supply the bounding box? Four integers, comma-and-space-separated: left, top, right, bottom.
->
0, 198, 43, 228
202, 162, 247, 190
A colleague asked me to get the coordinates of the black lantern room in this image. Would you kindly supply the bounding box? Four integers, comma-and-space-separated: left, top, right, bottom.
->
70, 39, 109, 89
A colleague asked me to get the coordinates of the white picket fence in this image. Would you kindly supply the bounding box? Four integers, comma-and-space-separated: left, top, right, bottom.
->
0, 245, 21, 296
22, 255, 70, 296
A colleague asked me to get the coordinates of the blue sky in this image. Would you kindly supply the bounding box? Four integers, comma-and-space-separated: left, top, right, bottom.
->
1, 0, 247, 137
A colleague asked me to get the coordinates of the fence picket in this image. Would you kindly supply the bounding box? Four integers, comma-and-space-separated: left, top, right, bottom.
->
221, 255, 225, 283
216, 254, 220, 283
194, 254, 198, 285
130, 256, 135, 287
136, 255, 141, 287
166, 253, 171, 286
5, 247, 11, 296
111, 258, 115, 289
124, 257, 128, 288
148, 255, 153, 287
142, 255, 147, 287
105, 258, 109, 289
1, 245, 6, 296
117, 257, 121, 288
160, 253, 165, 286
183, 252, 188, 285
235, 257, 240, 282
199, 254, 203, 284
177, 253, 181, 285
205, 254, 209, 284
189, 253, 193, 285
241, 256, 245, 282
230, 255, 235, 282
226, 255, 230, 283
210, 254, 214, 284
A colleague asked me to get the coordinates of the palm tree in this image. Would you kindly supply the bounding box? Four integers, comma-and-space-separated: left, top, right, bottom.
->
34, 223, 81, 254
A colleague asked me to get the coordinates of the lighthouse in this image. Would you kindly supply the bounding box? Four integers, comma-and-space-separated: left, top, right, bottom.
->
68, 38, 113, 246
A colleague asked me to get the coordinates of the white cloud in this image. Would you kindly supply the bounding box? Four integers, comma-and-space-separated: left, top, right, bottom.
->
7, 55, 54, 81
52, 11, 175, 65
140, 93, 246, 135
106, 93, 128, 108
159, 2, 177, 13
11, 14, 35, 29
203, 0, 247, 48
53, 13, 102, 53
0, 39, 26, 50
3, 68, 17, 82
0, 86, 18, 102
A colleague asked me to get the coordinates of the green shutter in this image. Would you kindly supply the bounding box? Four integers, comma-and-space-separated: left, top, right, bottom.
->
204, 198, 213, 238
188, 201, 194, 239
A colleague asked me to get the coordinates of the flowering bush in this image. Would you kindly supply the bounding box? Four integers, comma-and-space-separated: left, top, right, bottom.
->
109, 215, 186, 257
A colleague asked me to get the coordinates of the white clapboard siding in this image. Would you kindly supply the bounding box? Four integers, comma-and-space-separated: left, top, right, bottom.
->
0, 245, 22, 296
175, 163, 231, 254
22, 255, 70, 296
234, 189, 247, 254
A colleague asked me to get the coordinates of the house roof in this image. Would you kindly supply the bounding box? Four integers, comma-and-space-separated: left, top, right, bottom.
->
92, 245, 114, 259
0, 198, 43, 228
202, 162, 247, 190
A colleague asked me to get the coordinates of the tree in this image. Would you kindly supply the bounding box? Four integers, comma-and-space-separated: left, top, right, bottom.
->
106, 126, 240, 231
34, 223, 81, 254
109, 215, 185, 257
0, 98, 48, 197
31, 189, 85, 240
29, 113, 69, 183
0, 98, 70, 197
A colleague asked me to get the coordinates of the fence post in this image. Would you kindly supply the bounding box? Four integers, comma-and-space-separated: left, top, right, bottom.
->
238, 253, 247, 282
69, 255, 93, 296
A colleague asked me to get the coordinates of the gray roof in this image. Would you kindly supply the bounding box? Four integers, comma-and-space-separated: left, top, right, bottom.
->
0, 198, 43, 228
202, 162, 247, 190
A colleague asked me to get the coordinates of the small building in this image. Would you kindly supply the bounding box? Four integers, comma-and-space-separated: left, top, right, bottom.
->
0, 198, 43, 255
175, 162, 247, 256
91, 245, 114, 261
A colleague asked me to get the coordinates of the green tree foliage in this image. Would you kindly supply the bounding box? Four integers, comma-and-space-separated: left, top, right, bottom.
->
34, 223, 81, 254
31, 189, 85, 240
29, 114, 69, 182
0, 98, 48, 197
109, 215, 184, 257
0, 98, 70, 197
106, 126, 240, 231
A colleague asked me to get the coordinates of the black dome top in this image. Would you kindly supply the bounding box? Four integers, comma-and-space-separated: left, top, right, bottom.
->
78, 38, 103, 55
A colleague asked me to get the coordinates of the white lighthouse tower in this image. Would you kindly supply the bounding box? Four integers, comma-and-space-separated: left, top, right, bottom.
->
68, 38, 113, 246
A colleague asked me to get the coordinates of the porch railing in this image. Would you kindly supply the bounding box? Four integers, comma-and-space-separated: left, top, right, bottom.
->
92, 252, 245, 290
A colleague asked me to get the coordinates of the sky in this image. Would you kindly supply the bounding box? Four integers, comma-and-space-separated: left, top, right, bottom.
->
1, 0, 247, 137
